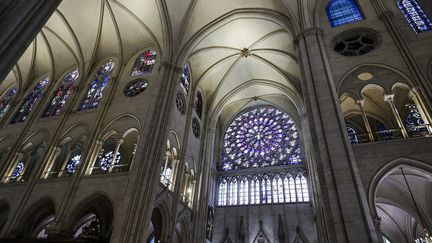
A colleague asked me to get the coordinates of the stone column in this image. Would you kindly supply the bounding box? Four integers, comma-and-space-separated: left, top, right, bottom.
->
109, 138, 123, 173
409, 87, 432, 134
0, 0, 61, 82
295, 27, 378, 243
384, 94, 409, 138
43, 146, 63, 179
85, 140, 103, 175
356, 99, 375, 142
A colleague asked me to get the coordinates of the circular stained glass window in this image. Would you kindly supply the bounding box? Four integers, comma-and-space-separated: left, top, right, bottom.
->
124, 79, 148, 97
192, 118, 200, 138
176, 91, 186, 114
221, 106, 301, 171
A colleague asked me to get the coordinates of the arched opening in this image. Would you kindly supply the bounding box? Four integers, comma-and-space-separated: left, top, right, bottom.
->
15, 197, 55, 239
374, 165, 432, 242
69, 193, 113, 242
149, 208, 164, 243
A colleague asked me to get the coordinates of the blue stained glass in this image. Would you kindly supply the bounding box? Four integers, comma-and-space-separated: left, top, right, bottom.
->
180, 65, 190, 94
43, 69, 79, 117
97, 150, 121, 171
11, 161, 24, 180
347, 126, 359, 144
66, 154, 81, 174
79, 61, 114, 111
11, 78, 49, 123
326, 0, 363, 27
131, 50, 157, 76
221, 107, 301, 171
0, 87, 17, 118
398, 0, 432, 33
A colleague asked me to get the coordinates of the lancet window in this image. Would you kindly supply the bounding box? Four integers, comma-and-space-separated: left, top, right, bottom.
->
326, 0, 363, 27
11, 78, 49, 123
217, 106, 309, 206
0, 86, 17, 118
397, 0, 432, 33
79, 60, 114, 111
131, 50, 157, 76
180, 65, 191, 95
43, 69, 79, 117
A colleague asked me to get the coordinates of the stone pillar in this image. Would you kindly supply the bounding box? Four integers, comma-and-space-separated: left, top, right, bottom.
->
0, 0, 61, 82
85, 140, 103, 175
295, 27, 378, 243
356, 99, 375, 142
409, 87, 432, 134
109, 138, 123, 173
384, 94, 409, 138
43, 146, 63, 179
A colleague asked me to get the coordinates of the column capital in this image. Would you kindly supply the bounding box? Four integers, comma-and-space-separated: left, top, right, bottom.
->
294, 27, 324, 46
355, 99, 365, 106
384, 93, 395, 102
115, 138, 124, 145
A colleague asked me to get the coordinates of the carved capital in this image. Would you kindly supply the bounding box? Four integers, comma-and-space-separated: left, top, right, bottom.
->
384, 93, 394, 102
355, 99, 365, 106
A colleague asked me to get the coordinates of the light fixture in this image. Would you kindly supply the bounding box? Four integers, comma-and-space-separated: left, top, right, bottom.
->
357, 72, 373, 81
400, 167, 432, 243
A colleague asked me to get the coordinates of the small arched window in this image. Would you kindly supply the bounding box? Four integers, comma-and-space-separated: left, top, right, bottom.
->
397, 0, 432, 33
65, 149, 82, 175
326, 0, 364, 27
194, 92, 203, 119
180, 65, 191, 95
11, 78, 49, 123
43, 69, 79, 117
0, 86, 17, 118
218, 178, 228, 206
131, 50, 157, 76
79, 60, 115, 111
347, 126, 359, 144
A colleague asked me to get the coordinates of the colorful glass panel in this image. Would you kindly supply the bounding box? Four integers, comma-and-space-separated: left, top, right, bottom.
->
124, 79, 148, 97
0, 87, 17, 118
131, 50, 157, 76
79, 61, 114, 110
11, 161, 24, 180
43, 69, 79, 117
97, 150, 121, 171
221, 107, 301, 171
326, 0, 363, 27
347, 126, 359, 144
180, 65, 190, 94
66, 154, 81, 174
398, 0, 432, 33
11, 78, 49, 123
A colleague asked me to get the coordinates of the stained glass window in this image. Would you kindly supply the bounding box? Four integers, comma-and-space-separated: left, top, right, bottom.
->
217, 173, 309, 206
0, 87, 17, 118
97, 150, 120, 171
124, 79, 148, 97
326, 0, 363, 27
11, 161, 24, 181
79, 60, 115, 111
221, 107, 301, 171
131, 50, 157, 76
377, 121, 391, 141
66, 154, 81, 174
398, 0, 432, 33
347, 126, 359, 144
180, 65, 190, 94
11, 78, 49, 123
43, 69, 79, 117
194, 92, 203, 119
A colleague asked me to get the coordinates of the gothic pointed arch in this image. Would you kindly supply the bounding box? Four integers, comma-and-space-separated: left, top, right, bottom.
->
325, 0, 364, 27
252, 221, 271, 243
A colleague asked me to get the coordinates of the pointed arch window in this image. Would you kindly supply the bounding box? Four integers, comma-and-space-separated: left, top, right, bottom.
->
131, 50, 157, 76
11, 78, 49, 123
180, 65, 191, 95
398, 0, 432, 33
228, 178, 238, 205
10, 161, 24, 182
0, 86, 17, 118
347, 126, 359, 144
79, 60, 114, 111
218, 178, 228, 206
239, 177, 249, 205
194, 92, 203, 119
43, 69, 79, 117
326, 0, 364, 27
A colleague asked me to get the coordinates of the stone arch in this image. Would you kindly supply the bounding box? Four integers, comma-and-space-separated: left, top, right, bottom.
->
14, 196, 56, 238
66, 191, 114, 241
150, 204, 170, 243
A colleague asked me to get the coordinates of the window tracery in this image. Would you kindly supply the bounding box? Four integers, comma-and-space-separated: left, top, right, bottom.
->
131, 50, 157, 76
0, 86, 17, 118
326, 0, 363, 27
397, 0, 432, 33
124, 78, 148, 97
180, 65, 190, 95
43, 69, 79, 117
11, 78, 49, 123
79, 60, 114, 111
221, 107, 301, 171
66, 154, 82, 174
97, 150, 121, 172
